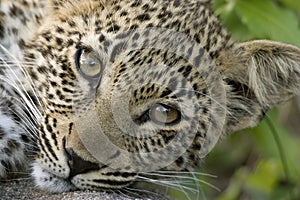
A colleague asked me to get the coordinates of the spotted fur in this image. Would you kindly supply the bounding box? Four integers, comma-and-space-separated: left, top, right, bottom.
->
0, 0, 299, 194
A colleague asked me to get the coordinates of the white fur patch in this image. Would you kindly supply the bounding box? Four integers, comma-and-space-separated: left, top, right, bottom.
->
31, 162, 76, 193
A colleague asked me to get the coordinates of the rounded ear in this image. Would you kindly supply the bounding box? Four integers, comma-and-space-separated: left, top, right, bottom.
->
219, 40, 300, 134
233, 40, 300, 106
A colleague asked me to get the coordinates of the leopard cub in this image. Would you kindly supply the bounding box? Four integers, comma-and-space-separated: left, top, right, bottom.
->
0, 0, 299, 193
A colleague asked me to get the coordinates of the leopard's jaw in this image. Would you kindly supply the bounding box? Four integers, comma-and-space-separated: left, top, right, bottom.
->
32, 163, 76, 193
0, 0, 299, 194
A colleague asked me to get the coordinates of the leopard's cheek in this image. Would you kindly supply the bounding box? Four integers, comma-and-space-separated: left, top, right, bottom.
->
35, 115, 73, 179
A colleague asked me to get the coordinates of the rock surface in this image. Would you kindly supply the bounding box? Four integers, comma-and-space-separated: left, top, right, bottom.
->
0, 179, 171, 200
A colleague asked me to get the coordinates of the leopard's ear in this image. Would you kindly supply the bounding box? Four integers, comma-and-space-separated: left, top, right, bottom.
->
219, 40, 300, 134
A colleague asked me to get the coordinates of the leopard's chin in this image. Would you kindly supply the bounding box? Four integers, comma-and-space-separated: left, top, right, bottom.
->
31, 162, 76, 193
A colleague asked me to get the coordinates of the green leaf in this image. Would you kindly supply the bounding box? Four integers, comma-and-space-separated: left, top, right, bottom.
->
251, 110, 300, 183
235, 0, 300, 45
213, 0, 254, 41
280, 0, 300, 12
216, 168, 250, 200
247, 159, 281, 194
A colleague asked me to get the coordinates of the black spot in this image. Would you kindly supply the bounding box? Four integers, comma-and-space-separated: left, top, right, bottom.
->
68, 20, 76, 27
120, 11, 128, 17
51, 133, 58, 146
142, 4, 150, 10
192, 143, 202, 150
110, 42, 125, 62
1, 161, 10, 173
107, 25, 120, 32
62, 87, 73, 93
136, 14, 150, 22
41, 31, 52, 42
130, 24, 139, 30
26, 53, 36, 59
189, 153, 196, 161
50, 81, 57, 87
160, 88, 172, 98
0, 16, 5, 38
46, 125, 53, 133
131, 1, 141, 7
183, 65, 192, 77
55, 37, 63, 45
0, 126, 5, 139
173, 0, 181, 7
48, 94, 54, 99
99, 34, 106, 42
4, 147, 12, 156
175, 156, 184, 166
9, 4, 24, 17
56, 26, 65, 33
18, 39, 25, 49
7, 139, 20, 149
66, 39, 74, 47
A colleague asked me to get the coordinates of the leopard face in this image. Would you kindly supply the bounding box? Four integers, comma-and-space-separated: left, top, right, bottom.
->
15, 0, 300, 193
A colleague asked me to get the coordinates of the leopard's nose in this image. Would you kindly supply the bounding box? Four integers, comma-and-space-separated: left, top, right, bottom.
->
66, 148, 100, 178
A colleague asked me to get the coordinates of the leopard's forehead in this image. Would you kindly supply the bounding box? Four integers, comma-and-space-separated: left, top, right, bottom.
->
26, 0, 232, 107
36, 0, 230, 58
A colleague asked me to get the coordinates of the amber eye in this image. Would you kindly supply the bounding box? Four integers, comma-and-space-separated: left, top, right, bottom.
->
75, 49, 102, 78
149, 104, 181, 125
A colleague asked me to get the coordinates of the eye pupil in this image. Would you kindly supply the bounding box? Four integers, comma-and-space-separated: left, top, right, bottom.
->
149, 104, 180, 125
75, 48, 102, 78
84, 57, 96, 66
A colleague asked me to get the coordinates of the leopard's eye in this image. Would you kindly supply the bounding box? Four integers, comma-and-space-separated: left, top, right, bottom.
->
149, 104, 181, 125
75, 49, 102, 78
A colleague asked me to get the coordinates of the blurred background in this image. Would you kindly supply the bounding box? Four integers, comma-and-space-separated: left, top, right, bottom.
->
169, 0, 300, 199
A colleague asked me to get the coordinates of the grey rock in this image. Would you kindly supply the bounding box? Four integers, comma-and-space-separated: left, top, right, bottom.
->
0, 180, 171, 200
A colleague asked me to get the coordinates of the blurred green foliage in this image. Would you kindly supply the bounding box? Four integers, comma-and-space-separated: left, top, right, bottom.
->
170, 0, 300, 199
209, 0, 300, 199
214, 0, 300, 45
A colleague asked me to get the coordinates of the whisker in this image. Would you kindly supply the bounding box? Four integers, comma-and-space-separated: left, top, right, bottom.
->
0, 45, 42, 115
123, 186, 160, 197
117, 189, 139, 199
177, 87, 234, 118
173, 178, 194, 200
137, 176, 199, 193
138, 170, 220, 199
8, 106, 40, 140
0, 61, 36, 65
3, 171, 31, 175
139, 172, 206, 184
0, 75, 41, 120
144, 170, 218, 178
0, 177, 32, 182
9, 104, 39, 127
0, 75, 41, 116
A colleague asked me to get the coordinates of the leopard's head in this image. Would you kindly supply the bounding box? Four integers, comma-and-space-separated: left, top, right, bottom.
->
23, 0, 300, 193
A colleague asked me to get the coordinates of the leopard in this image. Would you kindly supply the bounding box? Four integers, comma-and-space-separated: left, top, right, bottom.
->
0, 0, 299, 195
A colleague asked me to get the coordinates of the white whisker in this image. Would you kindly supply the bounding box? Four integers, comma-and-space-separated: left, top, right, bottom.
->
177, 87, 234, 118
143, 170, 218, 178
174, 178, 194, 200
0, 45, 42, 116
137, 170, 220, 199
137, 176, 199, 193
0, 177, 32, 182
0, 75, 41, 120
